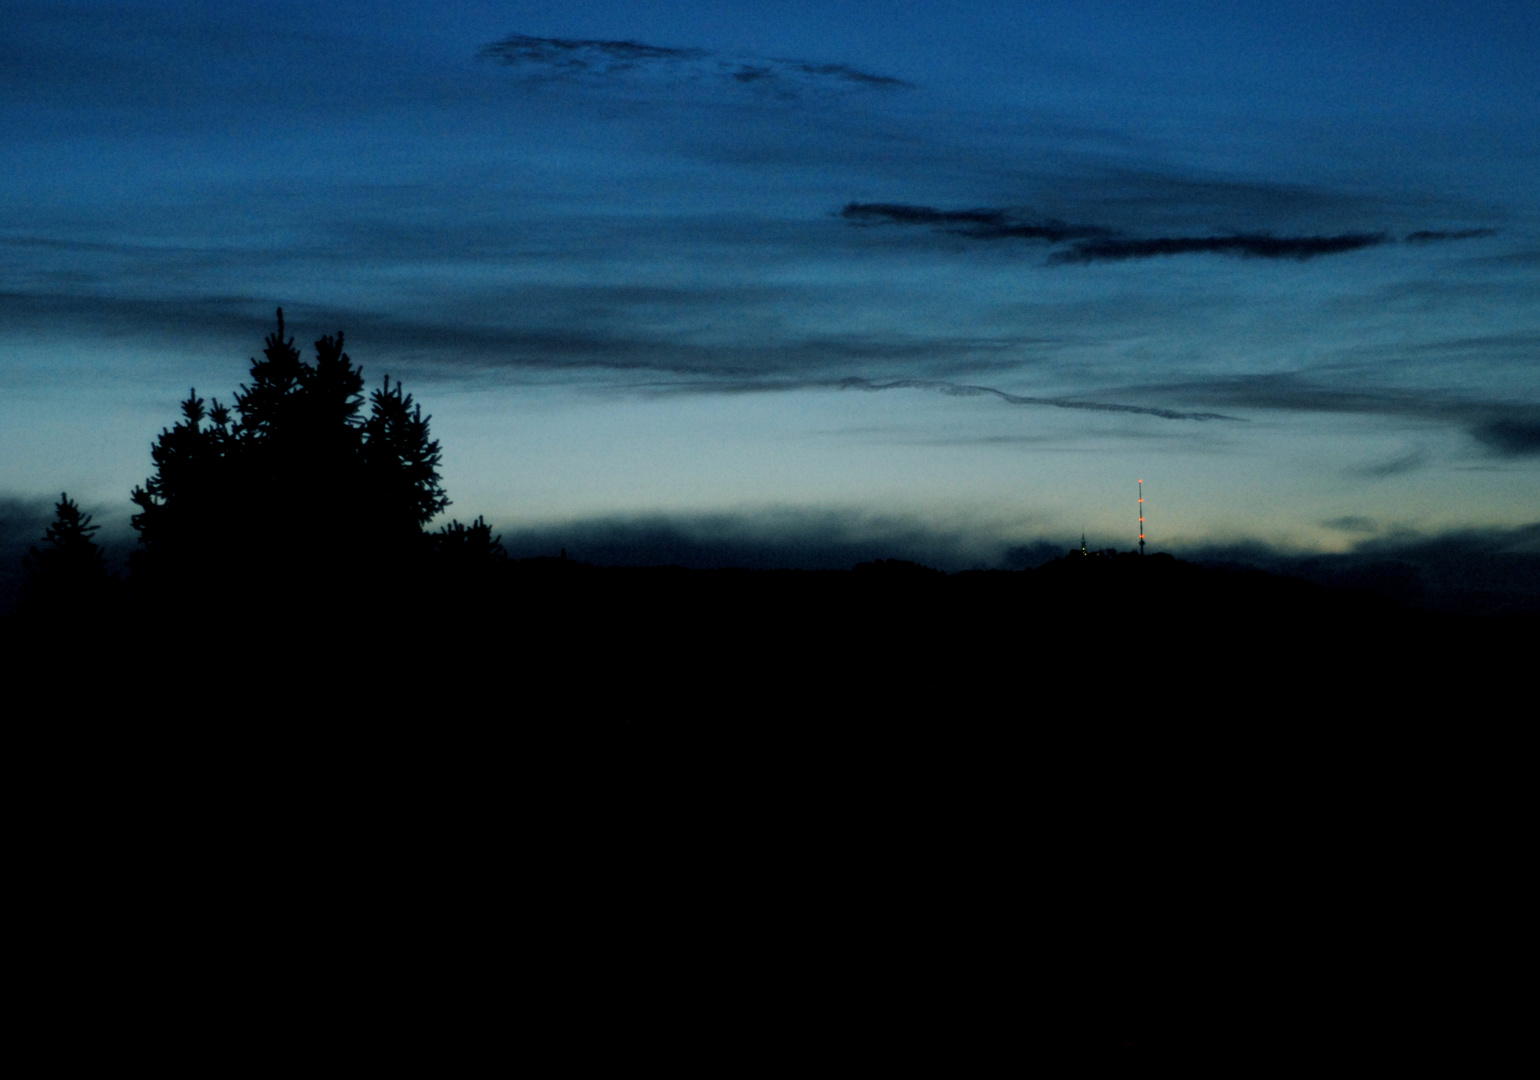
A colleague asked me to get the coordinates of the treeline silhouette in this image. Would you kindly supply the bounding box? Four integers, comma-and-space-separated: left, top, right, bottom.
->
10, 312, 1531, 727
122, 309, 504, 617
17, 311, 503, 622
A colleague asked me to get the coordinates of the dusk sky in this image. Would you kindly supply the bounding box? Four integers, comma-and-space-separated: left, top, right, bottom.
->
4, 0, 1538, 570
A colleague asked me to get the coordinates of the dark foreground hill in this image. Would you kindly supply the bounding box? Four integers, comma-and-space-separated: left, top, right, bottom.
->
7, 547, 1529, 725
4, 549, 1527, 1069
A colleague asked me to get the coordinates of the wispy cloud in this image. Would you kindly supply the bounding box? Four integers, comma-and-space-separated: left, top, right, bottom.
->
0, 289, 1068, 392
840, 203, 1111, 242
478, 33, 913, 93
842, 201, 1502, 263
832, 377, 1241, 421
1052, 232, 1389, 262
1148, 373, 1540, 458
642, 375, 1242, 421
1323, 516, 1379, 534
1350, 449, 1429, 479
1404, 229, 1499, 244
783, 62, 910, 89
476, 34, 711, 73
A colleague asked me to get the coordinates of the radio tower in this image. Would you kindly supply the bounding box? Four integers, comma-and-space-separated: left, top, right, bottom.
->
1138, 479, 1145, 556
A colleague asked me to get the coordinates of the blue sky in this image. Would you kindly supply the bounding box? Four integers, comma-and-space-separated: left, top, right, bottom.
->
4, 0, 1538, 568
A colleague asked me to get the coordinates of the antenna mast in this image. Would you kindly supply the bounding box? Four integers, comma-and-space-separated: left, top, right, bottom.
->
1138, 479, 1145, 556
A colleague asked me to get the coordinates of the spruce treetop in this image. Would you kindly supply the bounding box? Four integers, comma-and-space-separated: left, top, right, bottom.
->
130, 310, 453, 598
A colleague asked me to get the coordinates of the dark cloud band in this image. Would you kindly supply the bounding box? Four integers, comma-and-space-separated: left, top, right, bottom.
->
841, 203, 1111, 242
787, 63, 911, 89
1471, 418, 1540, 456
843, 202, 1497, 263
478, 34, 912, 91
477, 34, 709, 72
1404, 229, 1498, 244
1052, 232, 1389, 262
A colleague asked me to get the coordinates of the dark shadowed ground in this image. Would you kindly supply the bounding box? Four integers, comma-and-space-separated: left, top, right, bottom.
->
4, 551, 1526, 1068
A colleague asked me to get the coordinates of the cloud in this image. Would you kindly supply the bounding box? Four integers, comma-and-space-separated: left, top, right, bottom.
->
477, 33, 912, 93
831, 377, 1242, 421
494, 508, 1000, 571
476, 34, 710, 73
729, 65, 774, 84
1052, 232, 1389, 262
1470, 418, 1540, 457
0, 289, 1077, 401
1404, 229, 1498, 244
641, 375, 1243, 421
1323, 516, 1378, 534
842, 203, 1015, 228
784, 63, 911, 89
1144, 374, 1540, 458
1153, 374, 1426, 417
841, 202, 1393, 262
840, 203, 1111, 242
1350, 449, 1429, 479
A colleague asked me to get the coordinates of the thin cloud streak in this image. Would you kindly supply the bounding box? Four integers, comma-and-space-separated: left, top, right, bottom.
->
477, 35, 711, 71
842, 201, 1500, 263
0, 290, 1058, 383
840, 202, 1111, 242
1051, 232, 1389, 262
1350, 449, 1429, 479
784, 62, 911, 89
1150, 374, 1540, 458
835, 377, 1243, 421
478, 33, 913, 92
642, 375, 1243, 421
1404, 229, 1499, 243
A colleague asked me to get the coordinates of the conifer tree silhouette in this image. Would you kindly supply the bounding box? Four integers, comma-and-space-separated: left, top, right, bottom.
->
363, 374, 449, 544
432, 515, 505, 567
129, 388, 235, 575
130, 309, 453, 609
21, 493, 115, 616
